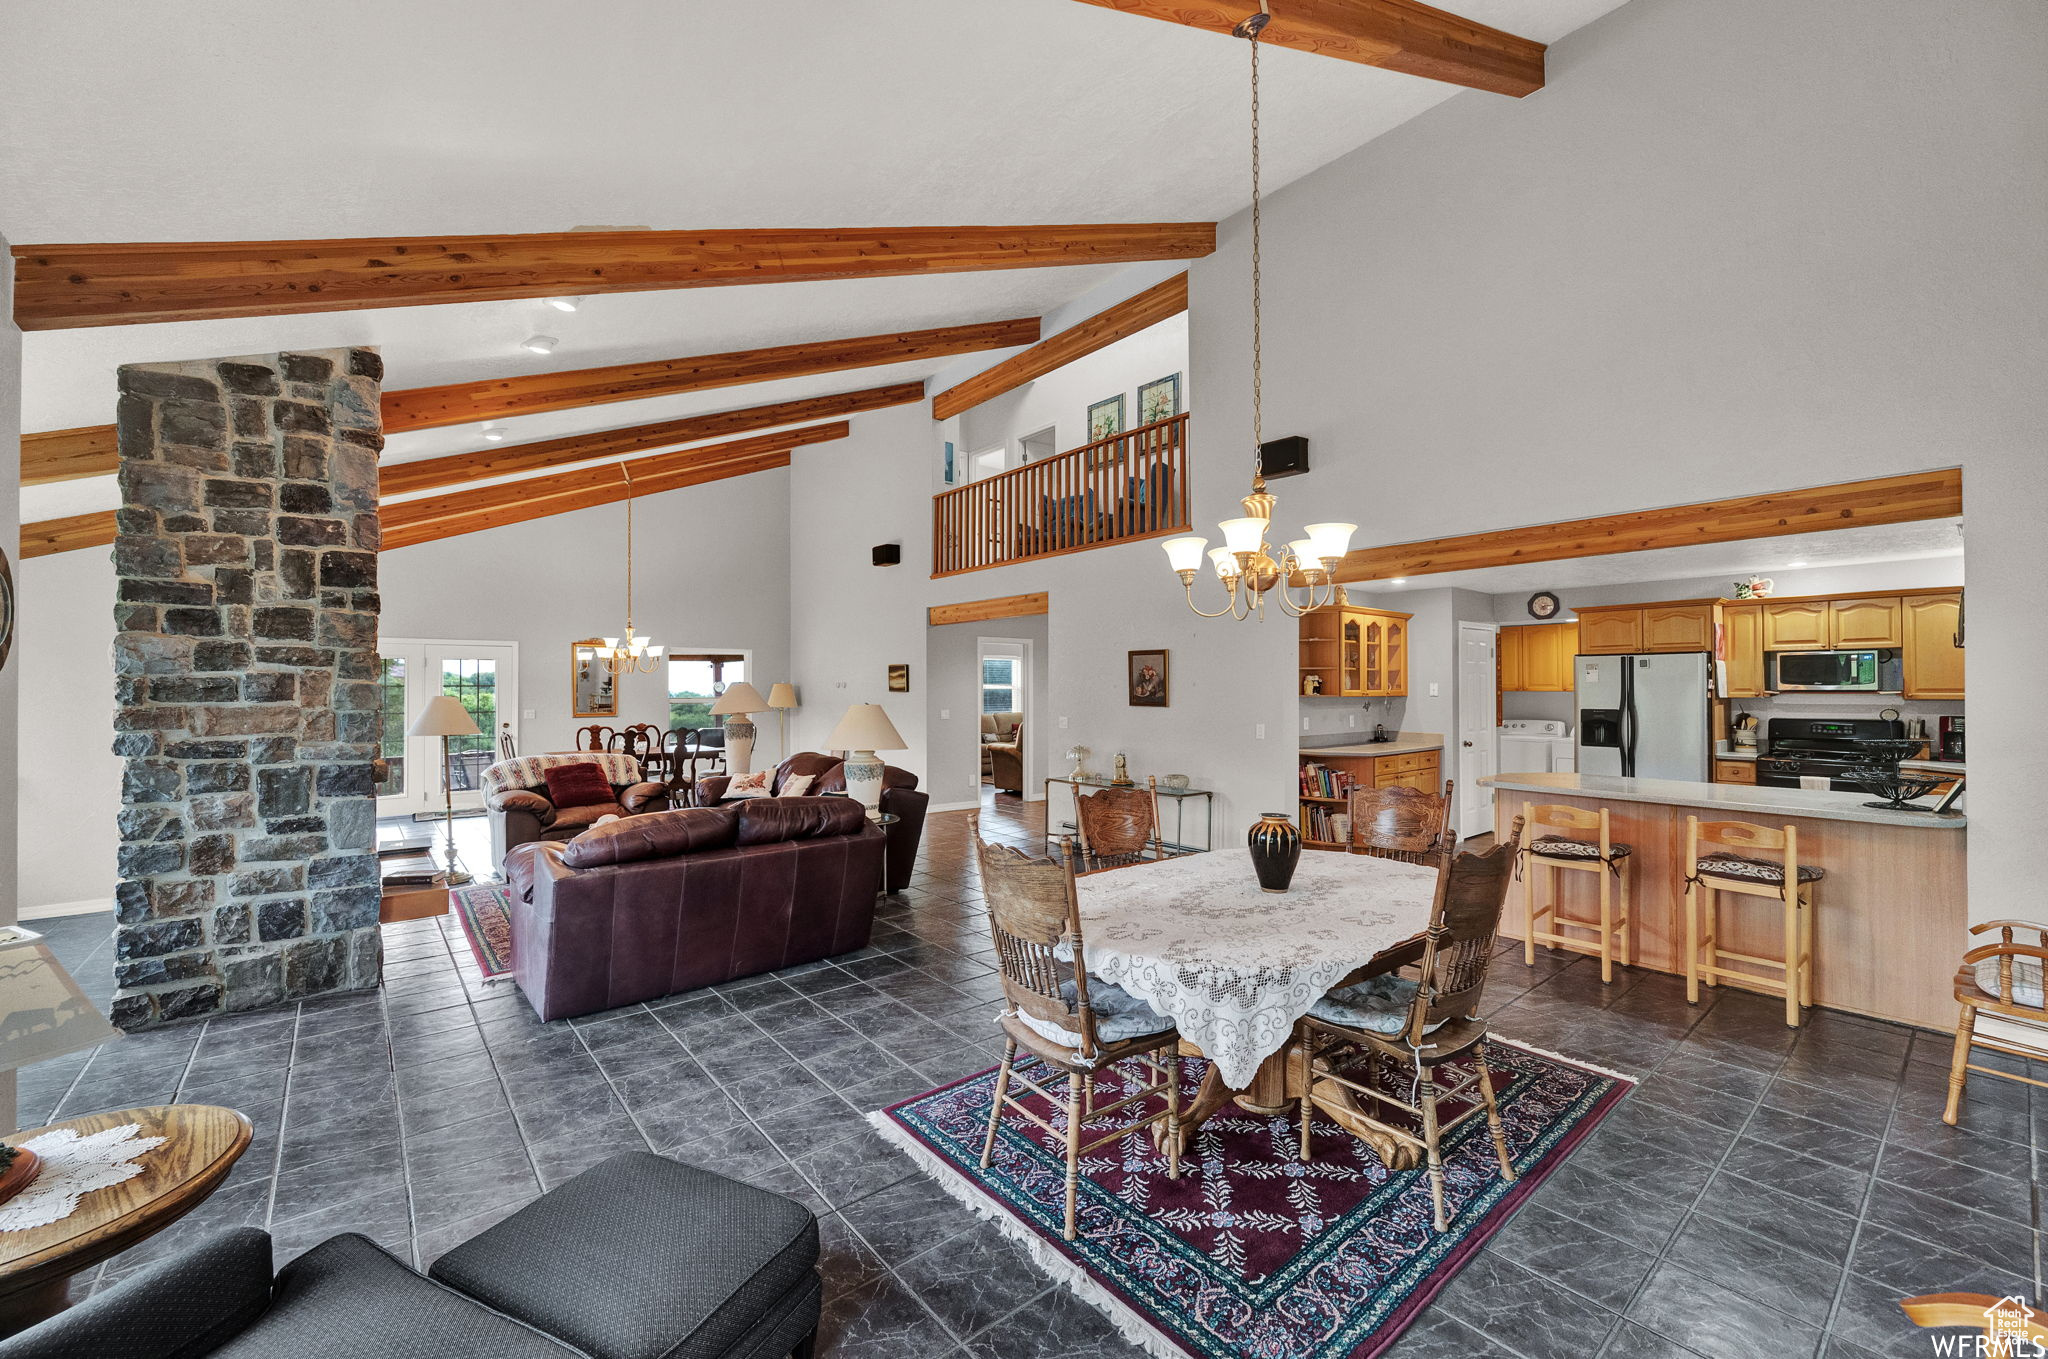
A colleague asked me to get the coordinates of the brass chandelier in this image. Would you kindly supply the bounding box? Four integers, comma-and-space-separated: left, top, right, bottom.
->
1162, 5, 1353, 620
593, 465, 665, 677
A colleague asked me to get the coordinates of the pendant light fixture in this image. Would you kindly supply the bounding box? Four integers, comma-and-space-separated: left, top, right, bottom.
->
1161, 5, 1353, 619
592, 465, 665, 679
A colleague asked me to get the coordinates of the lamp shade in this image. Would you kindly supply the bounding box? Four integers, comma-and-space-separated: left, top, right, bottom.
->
767, 683, 799, 710
407, 693, 482, 739
1305, 522, 1357, 562
1219, 517, 1265, 555
0, 927, 121, 1072
825, 703, 907, 752
709, 681, 771, 716
1160, 536, 1208, 573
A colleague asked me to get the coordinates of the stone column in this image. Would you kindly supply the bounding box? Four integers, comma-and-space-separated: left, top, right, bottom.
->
111, 348, 383, 1028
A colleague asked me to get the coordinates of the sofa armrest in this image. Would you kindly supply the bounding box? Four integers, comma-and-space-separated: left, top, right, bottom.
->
690, 775, 732, 806
878, 786, 929, 895
0, 1227, 274, 1359
489, 788, 554, 820
618, 781, 670, 814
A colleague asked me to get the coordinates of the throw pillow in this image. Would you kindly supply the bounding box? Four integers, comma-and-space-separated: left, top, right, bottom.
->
724, 771, 773, 799
543, 761, 616, 809
776, 774, 816, 798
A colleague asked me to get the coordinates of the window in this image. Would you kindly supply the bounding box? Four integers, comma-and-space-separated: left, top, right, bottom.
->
668, 654, 747, 729
376, 657, 407, 796
439, 658, 499, 791
981, 655, 1018, 714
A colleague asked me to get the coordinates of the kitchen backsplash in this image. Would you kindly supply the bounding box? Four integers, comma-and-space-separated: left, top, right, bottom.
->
1724, 692, 1963, 740
1300, 694, 1406, 738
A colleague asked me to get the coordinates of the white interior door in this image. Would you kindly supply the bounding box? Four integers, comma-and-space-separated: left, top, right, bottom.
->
377, 639, 519, 817
1456, 623, 1499, 839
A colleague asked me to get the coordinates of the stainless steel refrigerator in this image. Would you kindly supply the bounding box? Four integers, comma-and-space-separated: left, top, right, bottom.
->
1573, 652, 1712, 781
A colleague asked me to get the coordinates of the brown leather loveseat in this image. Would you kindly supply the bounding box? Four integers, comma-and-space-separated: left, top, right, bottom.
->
688, 752, 927, 894
503, 798, 885, 1021
484, 753, 670, 864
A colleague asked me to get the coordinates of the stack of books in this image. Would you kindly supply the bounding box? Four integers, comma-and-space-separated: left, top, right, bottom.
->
1298, 761, 1358, 800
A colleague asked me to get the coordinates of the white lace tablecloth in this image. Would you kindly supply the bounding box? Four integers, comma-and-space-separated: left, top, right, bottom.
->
1073, 850, 1439, 1088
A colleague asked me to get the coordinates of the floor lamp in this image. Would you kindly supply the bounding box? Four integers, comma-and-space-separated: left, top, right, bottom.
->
767, 683, 799, 761
409, 694, 483, 885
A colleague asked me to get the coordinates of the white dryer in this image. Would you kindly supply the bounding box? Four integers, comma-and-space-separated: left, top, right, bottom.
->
1498, 718, 1575, 775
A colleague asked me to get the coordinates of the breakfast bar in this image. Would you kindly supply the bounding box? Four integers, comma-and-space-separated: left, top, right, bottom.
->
1481, 772, 1966, 1030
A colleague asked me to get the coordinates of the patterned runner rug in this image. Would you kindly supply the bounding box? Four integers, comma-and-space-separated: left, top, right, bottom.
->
871, 1041, 1631, 1359
448, 883, 515, 981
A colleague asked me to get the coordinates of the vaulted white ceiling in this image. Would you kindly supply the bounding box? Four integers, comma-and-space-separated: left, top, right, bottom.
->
4, 0, 1634, 521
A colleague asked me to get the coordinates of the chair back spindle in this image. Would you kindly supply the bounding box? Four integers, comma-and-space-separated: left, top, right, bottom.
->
1410, 816, 1524, 1037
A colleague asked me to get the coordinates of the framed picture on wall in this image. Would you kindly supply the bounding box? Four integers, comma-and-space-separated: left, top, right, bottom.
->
1137, 373, 1182, 425
572, 640, 618, 718
887, 664, 910, 693
1128, 649, 1169, 707
1087, 394, 1125, 443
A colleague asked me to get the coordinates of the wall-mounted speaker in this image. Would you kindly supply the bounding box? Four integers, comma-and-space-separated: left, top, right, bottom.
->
872, 543, 902, 567
1259, 436, 1310, 478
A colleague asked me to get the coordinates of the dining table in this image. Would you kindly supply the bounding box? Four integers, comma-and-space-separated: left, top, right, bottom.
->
1071, 847, 1441, 1159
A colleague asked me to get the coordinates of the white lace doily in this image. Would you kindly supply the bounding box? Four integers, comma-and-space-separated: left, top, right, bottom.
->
0, 1124, 167, 1232
1072, 850, 1439, 1088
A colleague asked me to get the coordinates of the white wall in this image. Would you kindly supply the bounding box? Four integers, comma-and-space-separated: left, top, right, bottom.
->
957, 312, 1188, 465
1193, 0, 2044, 927
0, 233, 20, 933
380, 470, 794, 762
17, 550, 119, 912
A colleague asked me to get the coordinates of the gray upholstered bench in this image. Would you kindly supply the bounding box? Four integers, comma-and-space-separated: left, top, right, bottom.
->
0, 1152, 821, 1359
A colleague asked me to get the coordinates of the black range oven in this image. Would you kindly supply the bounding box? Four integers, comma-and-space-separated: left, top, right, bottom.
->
1754, 717, 1907, 791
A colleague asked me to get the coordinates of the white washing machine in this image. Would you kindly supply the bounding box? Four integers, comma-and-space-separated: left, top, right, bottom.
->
1498, 718, 1575, 775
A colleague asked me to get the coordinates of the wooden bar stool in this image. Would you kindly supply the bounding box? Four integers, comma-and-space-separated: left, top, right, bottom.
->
1519, 803, 1633, 984
1684, 818, 1824, 1028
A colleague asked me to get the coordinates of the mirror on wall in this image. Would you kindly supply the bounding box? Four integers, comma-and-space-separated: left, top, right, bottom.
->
572, 640, 618, 718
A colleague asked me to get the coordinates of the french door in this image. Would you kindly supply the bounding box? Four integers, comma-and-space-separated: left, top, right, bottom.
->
377, 639, 520, 817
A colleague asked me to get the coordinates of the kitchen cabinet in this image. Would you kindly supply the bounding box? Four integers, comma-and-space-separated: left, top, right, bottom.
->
1500, 622, 1577, 692
1577, 608, 1643, 655
1327, 607, 1412, 698
1375, 750, 1442, 792
1903, 593, 1965, 700
1723, 603, 1767, 697
1642, 603, 1717, 653
1713, 760, 1757, 785
1762, 600, 1831, 650
1829, 597, 1904, 648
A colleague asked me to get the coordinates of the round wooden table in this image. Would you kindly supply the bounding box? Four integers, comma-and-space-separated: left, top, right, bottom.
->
0, 1105, 253, 1334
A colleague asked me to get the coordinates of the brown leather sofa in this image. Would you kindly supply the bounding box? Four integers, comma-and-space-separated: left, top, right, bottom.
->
688, 752, 927, 894
502, 799, 885, 1021
484, 754, 670, 864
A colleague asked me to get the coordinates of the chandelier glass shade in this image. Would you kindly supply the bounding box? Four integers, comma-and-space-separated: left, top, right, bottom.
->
593, 466, 665, 678
1163, 5, 1354, 621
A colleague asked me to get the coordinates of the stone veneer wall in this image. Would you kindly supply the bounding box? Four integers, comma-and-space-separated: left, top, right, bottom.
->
111, 347, 384, 1028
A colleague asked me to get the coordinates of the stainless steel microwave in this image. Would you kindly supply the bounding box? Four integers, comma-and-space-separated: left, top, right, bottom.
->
1767, 649, 1882, 691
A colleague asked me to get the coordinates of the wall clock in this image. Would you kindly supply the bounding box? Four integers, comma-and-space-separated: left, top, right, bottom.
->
1527, 591, 1562, 620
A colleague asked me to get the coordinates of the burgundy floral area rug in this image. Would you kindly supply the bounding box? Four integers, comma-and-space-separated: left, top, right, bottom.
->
449, 883, 515, 981
870, 1041, 1631, 1359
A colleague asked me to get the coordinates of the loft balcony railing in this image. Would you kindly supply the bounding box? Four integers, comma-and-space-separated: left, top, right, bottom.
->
932, 412, 1191, 577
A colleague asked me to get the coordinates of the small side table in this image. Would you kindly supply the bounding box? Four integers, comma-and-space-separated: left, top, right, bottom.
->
870, 812, 901, 898
1043, 775, 1215, 854
0, 1104, 252, 1335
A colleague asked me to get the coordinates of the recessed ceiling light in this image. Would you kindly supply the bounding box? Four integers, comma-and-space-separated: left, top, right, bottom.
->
544, 296, 582, 313
1390, 578, 1407, 585
521, 335, 558, 355
1787, 560, 1808, 568
480, 425, 506, 443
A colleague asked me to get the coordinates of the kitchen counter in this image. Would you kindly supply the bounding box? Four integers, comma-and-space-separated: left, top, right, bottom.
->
1902, 758, 1966, 777
1712, 746, 1758, 762
1484, 772, 1964, 828
1301, 733, 1444, 759
1482, 772, 1966, 1030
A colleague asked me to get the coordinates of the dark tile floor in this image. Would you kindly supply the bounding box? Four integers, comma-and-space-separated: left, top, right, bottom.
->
21, 793, 2042, 1358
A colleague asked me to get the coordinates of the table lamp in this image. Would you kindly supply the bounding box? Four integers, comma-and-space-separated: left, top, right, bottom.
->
824, 703, 907, 813
0, 926, 122, 1197
407, 694, 483, 885
708, 681, 772, 776
766, 683, 799, 761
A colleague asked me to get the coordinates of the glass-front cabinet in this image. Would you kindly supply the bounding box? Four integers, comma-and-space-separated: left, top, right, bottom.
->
1301, 606, 1412, 699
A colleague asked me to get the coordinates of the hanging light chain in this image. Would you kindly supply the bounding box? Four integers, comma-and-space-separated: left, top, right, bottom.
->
1249, 14, 1264, 474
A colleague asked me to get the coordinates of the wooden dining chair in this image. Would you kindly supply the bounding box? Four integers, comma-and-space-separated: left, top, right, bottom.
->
497, 722, 518, 760
1346, 782, 1455, 866
1073, 777, 1164, 871
971, 814, 1181, 1240
574, 724, 616, 753
1295, 817, 1525, 1232
609, 723, 659, 773
653, 728, 695, 793
1944, 920, 2048, 1125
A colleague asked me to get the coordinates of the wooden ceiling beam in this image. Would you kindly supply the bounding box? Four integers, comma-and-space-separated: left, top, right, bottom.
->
382, 422, 848, 533
1070, 0, 1543, 97
379, 381, 922, 497
382, 318, 1037, 432
21, 511, 117, 559
931, 274, 1187, 421
10, 223, 1216, 329
22, 425, 121, 486
927, 593, 1051, 626
1329, 470, 1965, 583
380, 450, 794, 552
